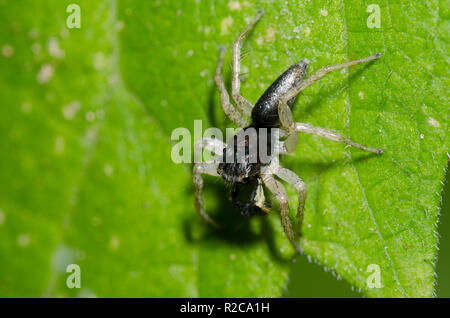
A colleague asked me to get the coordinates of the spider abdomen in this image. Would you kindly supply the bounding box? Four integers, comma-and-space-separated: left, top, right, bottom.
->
251, 60, 309, 127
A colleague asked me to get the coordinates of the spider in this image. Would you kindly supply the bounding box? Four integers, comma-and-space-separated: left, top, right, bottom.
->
193, 9, 382, 253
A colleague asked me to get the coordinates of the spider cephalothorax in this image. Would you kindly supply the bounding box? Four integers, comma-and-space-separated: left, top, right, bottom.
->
217, 128, 261, 184
217, 126, 278, 183
217, 126, 277, 217
193, 9, 382, 253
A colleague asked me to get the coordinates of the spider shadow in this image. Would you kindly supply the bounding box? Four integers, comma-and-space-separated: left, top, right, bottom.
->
297, 65, 372, 118
183, 176, 290, 264
183, 151, 378, 264
282, 151, 380, 175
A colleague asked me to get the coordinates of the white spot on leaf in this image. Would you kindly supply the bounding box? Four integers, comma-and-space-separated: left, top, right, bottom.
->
104, 164, 114, 177
55, 136, 65, 154
320, 9, 329, 17
21, 102, 32, 114
265, 27, 276, 42
48, 37, 65, 59
220, 16, 233, 35
228, 1, 241, 11
304, 27, 311, 37
2, 44, 14, 58
62, 101, 81, 120
109, 235, 120, 250
427, 117, 440, 128
358, 91, 364, 99
256, 35, 264, 46
37, 64, 54, 84
116, 21, 125, 31
85, 111, 95, 122
17, 234, 31, 247
93, 52, 106, 70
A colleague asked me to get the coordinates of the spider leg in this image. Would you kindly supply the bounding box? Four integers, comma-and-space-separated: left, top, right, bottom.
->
194, 137, 225, 161
277, 100, 300, 153
275, 140, 288, 155
231, 9, 264, 117
277, 54, 381, 152
282, 53, 381, 103
262, 174, 301, 254
282, 132, 299, 154
275, 167, 307, 236
253, 177, 272, 213
193, 161, 222, 228
295, 122, 383, 154
275, 137, 296, 155
215, 47, 249, 128
271, 129, 295, 155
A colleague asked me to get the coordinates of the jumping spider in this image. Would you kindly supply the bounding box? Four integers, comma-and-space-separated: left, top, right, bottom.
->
193, 9, 382, 253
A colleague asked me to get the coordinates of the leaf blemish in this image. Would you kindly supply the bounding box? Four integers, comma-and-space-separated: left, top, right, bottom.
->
55, 136, 65, 154
427, 117, 440, 128
17, 234, 31, 247
228, 1, 241, 11
319, 9, 329, 17
358, 91, 364, 99
304, 27, 311, 37
48, 37, 65, 59
63, 101, 81, 120
103, 164, 114, 177
2, 44, 14, 58
220, 16, 233, 35
265, 27, 276, 42
37, 64, 54, 84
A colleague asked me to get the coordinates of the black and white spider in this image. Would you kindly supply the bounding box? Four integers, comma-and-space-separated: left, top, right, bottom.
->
193, 9, 382, 253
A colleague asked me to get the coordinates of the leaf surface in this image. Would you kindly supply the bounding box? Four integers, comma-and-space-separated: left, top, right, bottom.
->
0, 0, 447, 297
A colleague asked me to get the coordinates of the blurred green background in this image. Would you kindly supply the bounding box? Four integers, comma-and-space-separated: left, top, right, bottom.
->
0, 0, 448, 297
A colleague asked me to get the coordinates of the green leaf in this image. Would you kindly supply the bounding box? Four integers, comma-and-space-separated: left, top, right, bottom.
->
0, 0, 289, 297
119, 0, 448, 297
0, 0, 448, 298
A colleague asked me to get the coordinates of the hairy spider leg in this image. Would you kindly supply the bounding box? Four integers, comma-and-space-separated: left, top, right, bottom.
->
215, 47, 249, 127
262, 173, 301, 254
283, 54, 381, 105
194, 137, 225, 161
277, 53, 383, 155
275, 167, 307, 236
193, 137, 226, 227
295, 123, 383, 154
231, 9, 264, 117
193, 161, 222, 228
